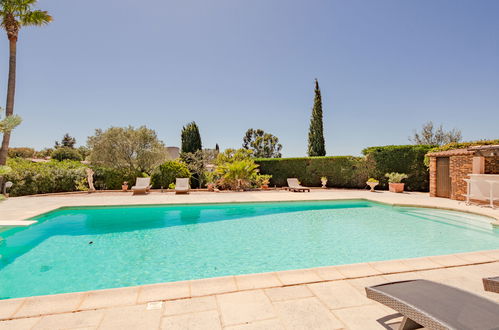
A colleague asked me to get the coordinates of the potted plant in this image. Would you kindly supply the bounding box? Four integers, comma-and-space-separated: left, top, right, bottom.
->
320, 176, 328, 189
258, 175, 272, 190
366, 178, 379, 192
122, 181, 129, 192
205, 172, 216, 192
385, 172, 408, 193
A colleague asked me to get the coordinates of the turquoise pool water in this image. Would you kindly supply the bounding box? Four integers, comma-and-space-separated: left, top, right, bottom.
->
0, 200, 498, 299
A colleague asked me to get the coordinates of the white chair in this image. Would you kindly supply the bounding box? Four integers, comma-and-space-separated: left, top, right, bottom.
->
175, 178, 190, 194
131, 177, 151, 195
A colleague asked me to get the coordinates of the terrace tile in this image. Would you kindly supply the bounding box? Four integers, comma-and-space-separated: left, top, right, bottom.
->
99, 304, 162, 330
224, 318, 285, 330
399, 257, 441, 271
346, 276, 390, 296
273, 297, 344, 330
428, 254, 470, 267
14, 292, 84, 318
481, 249, 499, 260
190, 276, 237, 297
369, 260, 415, 273
308, 281, 372, 309
34, 310, 103, 329
0, 298, 25, 320
137, 281, 190, 303
456, 251, 496, 263
160, 310, 221, 330
276, 269, 322, 285
235, 272, 282, 290
216, 290, 276, 326
163, 296, 217, 316
332, 304, 402, 330
336, 263, 382, 278
314, 266, 346, 281
0, 317, 41, 330
264, 285, 313, 302
79, 287, 139, 310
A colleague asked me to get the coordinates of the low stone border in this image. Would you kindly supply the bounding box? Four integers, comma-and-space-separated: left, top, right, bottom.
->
1, 249, 498, 322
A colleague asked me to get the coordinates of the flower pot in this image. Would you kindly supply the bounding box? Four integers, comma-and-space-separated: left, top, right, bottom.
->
261, 184, 269, 190
321, 180, 328, 189
122, 185, 128, 192
389, 183, 405, 193
366, 182, 378, 192
207, 184, 215, 192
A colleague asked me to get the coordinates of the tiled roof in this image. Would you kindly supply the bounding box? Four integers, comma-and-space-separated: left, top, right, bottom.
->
427, 145, 499, 157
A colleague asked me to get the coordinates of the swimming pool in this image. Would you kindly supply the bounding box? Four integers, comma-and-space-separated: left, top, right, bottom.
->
0, 200, 498, 299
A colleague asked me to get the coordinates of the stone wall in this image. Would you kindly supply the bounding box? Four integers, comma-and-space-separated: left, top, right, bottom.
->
449, 155, 473, 200
429, 157, 437, 197
485, 157, 499, 174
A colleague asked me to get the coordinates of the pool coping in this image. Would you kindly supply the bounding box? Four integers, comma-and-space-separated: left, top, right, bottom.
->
2, 196, 499, 225
1, 249, 498, 321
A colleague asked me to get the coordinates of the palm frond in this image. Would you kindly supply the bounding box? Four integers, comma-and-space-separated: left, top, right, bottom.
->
20, 9, 51, 26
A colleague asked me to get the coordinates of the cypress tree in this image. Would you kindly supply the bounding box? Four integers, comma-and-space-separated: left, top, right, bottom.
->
181, 122, 202, 154
307, 79, 326, 156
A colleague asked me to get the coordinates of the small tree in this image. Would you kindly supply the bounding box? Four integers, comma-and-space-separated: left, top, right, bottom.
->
242, 128, 282, 158
51, 147, 82, 161
308, 79, 326, 156
181, 149, 218, 188
410, 122, 462, 146
181, 122, 202, 154
88, 126, 167, 173
151, 160, 191, 189
55, 133, 76, 148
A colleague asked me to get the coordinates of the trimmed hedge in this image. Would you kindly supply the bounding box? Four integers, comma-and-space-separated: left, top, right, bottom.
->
91, 166, 142, 190
4, 159, 87, 196
362, 145, 435, 191
151, 161, 191, 189
256, 156, 370, 188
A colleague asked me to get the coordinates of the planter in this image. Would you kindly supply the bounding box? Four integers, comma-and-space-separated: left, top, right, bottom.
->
321, 180, 328, 189
207, 184, 215, 192
261, 184, 269, 190
366, 182, 378, 192
122, 185, 129, 192
389, 183, 405, 193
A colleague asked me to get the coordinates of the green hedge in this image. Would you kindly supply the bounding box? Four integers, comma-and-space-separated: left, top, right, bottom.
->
362, 145, 434, 191
91, 166, 143, 190
151, 161, 191, 189
4, 159, 87, 196
256, 156, 370, 188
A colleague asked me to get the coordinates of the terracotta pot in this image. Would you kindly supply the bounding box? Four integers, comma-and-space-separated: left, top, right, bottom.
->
207, 184, 215, 192
261, 184, 269, 190
389, 183, 405, 193
122, 185, 128, 192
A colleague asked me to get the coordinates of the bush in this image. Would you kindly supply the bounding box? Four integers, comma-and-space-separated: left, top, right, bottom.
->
255, 156, 370, 188
51, 147, 83, 161
4, 159, 87, 196
8, 147, 36, 159
362, 145, 434, 191
151, 161, 191, 189
91, 166, 142, 190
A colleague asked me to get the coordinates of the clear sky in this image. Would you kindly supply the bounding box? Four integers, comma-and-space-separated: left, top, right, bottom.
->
1, 0, 498, 156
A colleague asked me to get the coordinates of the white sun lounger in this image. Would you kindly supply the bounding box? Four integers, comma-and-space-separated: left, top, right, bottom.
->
175, 178, 190, 194
286, 178, 310, 192
131, 177, 151, 195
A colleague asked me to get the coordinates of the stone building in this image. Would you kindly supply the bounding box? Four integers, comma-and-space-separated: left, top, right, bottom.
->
427, 145, 499, 201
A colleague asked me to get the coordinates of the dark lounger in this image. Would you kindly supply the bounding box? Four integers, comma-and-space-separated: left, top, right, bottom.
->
483, 276, 499, 294
366, 279, 499, 330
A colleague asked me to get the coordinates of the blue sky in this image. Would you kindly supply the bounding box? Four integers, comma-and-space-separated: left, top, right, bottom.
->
1, 0, 498, 156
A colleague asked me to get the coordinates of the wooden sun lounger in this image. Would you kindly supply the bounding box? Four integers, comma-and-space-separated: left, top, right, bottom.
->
286, 178, 310, 192
483, 276, 499, 294
175, 178, 190, 194
366, 279, 499, 330
131, 177, 151, 195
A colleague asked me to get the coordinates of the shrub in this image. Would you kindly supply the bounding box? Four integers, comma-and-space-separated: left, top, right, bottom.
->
214, 149, 261, 190
362, 145, 434, 191
8, 147, 36, 159
151, 161, 191, 189
51, 147, 83, 161
385, 172, 408, 183
4, 159, 87, 196
255, 156, 370, 188
91, 167, 143, 190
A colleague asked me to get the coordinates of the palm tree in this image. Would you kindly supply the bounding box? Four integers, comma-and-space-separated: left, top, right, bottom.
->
0, 0, 52, 165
